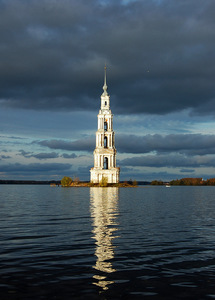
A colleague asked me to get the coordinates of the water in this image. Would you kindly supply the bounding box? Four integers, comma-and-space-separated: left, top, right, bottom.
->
1, 185, 215, 299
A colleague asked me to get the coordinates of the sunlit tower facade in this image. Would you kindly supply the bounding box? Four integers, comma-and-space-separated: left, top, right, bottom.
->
90, 67, 120, 183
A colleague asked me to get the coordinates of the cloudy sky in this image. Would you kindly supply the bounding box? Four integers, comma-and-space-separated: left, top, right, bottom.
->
1, 0, 215, 181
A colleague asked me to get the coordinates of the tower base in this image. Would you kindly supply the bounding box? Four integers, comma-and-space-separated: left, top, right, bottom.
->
90, 168, 120, 184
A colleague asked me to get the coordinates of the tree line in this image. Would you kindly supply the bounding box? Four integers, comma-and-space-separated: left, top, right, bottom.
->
151, 178, 215, 186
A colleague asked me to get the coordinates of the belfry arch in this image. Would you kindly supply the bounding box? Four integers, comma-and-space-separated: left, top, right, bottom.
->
104, 121, 107, 131
104, 157, 108, 169
104, 136, 107, 148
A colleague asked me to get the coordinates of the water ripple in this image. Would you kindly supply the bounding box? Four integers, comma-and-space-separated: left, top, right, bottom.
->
1, 185, 215, 299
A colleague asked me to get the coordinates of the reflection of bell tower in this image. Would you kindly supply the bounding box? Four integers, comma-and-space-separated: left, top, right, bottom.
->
90, 187, 119, 291
90, 66, 120, 183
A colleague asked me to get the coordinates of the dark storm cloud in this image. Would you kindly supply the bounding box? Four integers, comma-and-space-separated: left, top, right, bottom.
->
0, 162, 71, 173
38, 137, 94, 152
38, 133, 215, 155
19, 150, 59, 159
0, 135, 26, 140
1, 155, 11, 159
0, 0, 215, 115
117, 133, 215, 155
18, 150, 78, 159
120, 154, 215, 168
180, 169, 195, 173
61, 153, 77, 159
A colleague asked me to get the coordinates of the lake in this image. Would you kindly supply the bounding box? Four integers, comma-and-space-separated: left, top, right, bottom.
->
1, 185, 215, 299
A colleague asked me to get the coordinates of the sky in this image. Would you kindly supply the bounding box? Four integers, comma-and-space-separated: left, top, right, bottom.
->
1, 0, 215, 182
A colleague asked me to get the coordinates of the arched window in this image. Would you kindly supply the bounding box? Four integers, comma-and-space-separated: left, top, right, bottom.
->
105, 101, 107, 106
104, 136, 108, 148
104, 121, 107, 131
104, 157, 108, 169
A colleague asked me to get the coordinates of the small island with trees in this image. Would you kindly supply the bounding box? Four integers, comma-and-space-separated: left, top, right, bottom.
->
60, 176, 138, 187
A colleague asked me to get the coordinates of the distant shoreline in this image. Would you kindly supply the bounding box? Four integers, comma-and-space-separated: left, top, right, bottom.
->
0, 180, 61, 185
0, 180, 150, 185
1, 179, 215, 186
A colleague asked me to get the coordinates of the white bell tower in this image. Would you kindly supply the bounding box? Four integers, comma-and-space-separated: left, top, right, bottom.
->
90, 66, 120, 184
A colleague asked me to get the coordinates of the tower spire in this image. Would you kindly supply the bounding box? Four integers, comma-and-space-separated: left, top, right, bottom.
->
102, 64, 108, 96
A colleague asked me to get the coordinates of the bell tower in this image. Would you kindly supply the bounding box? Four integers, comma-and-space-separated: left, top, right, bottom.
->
90, 66, 120, 184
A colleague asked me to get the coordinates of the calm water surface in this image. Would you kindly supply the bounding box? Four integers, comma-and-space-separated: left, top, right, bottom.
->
1, 185, 215, 299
